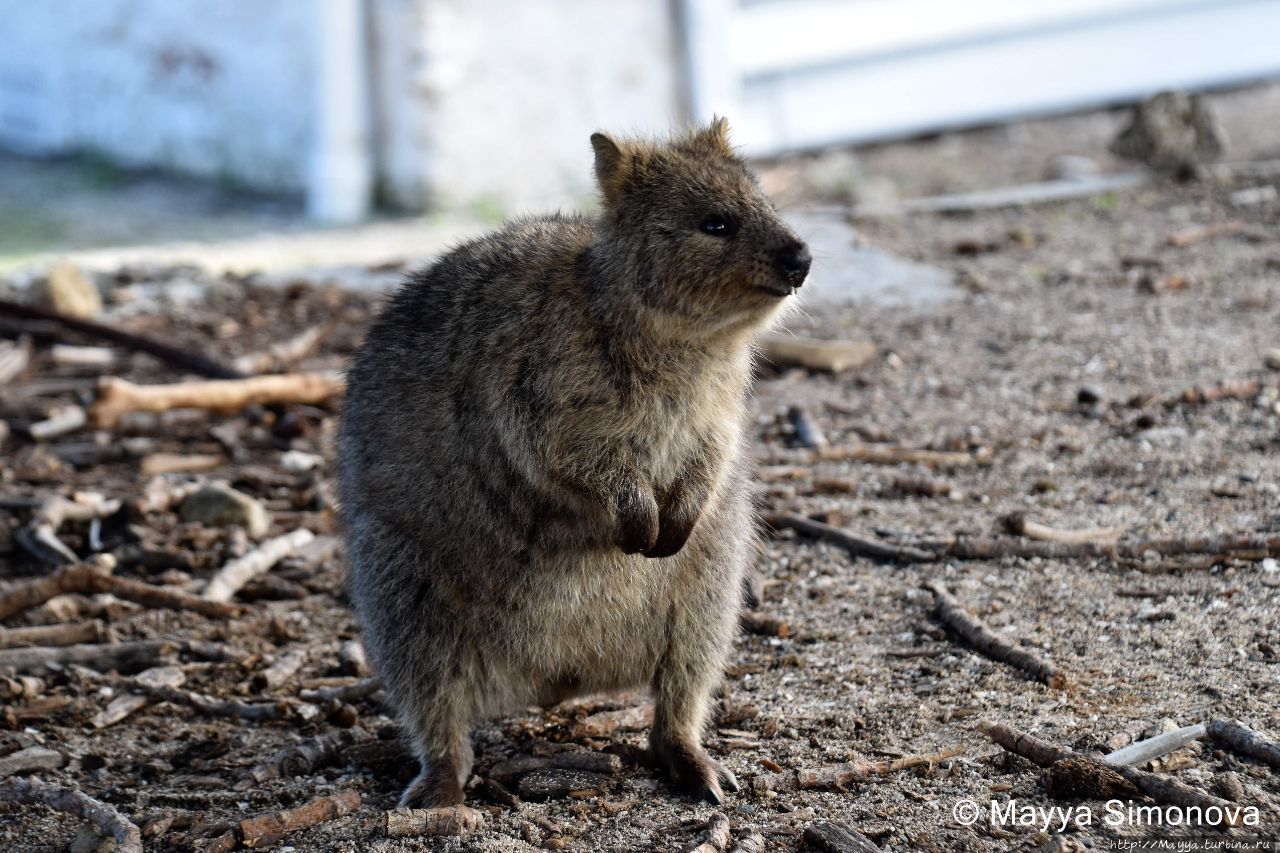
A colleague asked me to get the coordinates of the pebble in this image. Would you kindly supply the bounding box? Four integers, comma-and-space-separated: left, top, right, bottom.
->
1264, 349, 1280, 371
1261, 558, 1278, 574
1076, 385, 1105, 405
179, 482, 271, 538
1230, 185, 1277, 207
280, 450, 324, 472
36, 262, 102, 319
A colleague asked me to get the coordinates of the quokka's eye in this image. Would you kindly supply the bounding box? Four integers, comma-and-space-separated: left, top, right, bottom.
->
699, 215, 736, 237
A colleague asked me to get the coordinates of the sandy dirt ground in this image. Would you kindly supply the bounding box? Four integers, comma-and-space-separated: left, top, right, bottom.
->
1, 92, 1279, 852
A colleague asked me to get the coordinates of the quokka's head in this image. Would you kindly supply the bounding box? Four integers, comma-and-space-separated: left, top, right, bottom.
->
590, 118, 809, 331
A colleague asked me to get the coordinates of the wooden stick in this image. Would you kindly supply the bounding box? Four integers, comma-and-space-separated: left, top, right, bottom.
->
0, 746, 65, 778
0, 675, 45, 701
1167, 220, 1258, 247
753, 746, 963, 793
0, 296, 243, 379
926, 582, 1065, 688
143, 685, 288, 721
91, 373, 345, 428
757, 335, 876, 373
764, 513, 934, 563
1173, 377, 1270, 406
233, 322, 334, 375
0, 620, 110, 649
385, 806, 484, 838
252, 648, 308, 691
275, 729, 373, 777
0, 640, 176, 676
0, 776, 143, 853
28, 405, 88, 441
690, 812, 731, 853
17, 495, 122, 566
761, 444, 990, 469
913, 531, 1280, 563
90, 665, 187, 729
239, 789, 361, 848
89, 574, 242, 619
0, 559, 115, 620
1003, 512, 1125, 545
1105, 723, 1205, 766
980, 721, 1243, 828
203, 529, 316, 603
1207, 719, 1280, 768
802, 821, 881, 853
298, 676, 381, 704
0, 336, 32, 384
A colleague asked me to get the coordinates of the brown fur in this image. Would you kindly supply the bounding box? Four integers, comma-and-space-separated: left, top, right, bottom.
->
338, 120, 809, 807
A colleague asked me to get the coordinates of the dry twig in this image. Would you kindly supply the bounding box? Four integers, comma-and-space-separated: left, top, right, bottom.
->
0, 620, 109, 649
0, 746, 65, 778
1003, 512, 1125, 545
238, 789, 361, 848
689, 811, 731, 853
203, 529, 316, 603
764, 513, 934, 564
16, 494, 121, 565
92, 373, 345, 428
757, 335, 875, 373
0, 558, 115, 620
1207, 719, 1280, 768
233, 322, 335, 374
1105, 724, 1205, 766
0, 640, 175, 676
385, 805, 484, 838
925, 581, 1066, 688
753, 745, 963, 793
0, 776, 143, 853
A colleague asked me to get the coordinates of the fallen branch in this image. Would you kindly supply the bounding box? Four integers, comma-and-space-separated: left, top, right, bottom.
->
0, 296, 242, 379
1167, 220, 1264, 247
298, 676, 381, 704
0, 776, 143, 853
753, 745, 963, 793
1003, 513, 1125, 545
764, 513, 934, 564
90, 574, 242, 619
0, 746, 65, 778
802, 821, 881, 853
143, 685, 288, 721
91, 373, 345, 428
275, 729, 374, 777
0, 336, 32, 384
761, 444, 990, 469
910, 531, 1280, 563
1105, 723, 1205, 767
239, 789, 361, 848
0, 558, 115, 620
0, 640, 175, 676
690, 811, 731, 853
385, 806, 484, 838
757, 335, 875, 373
925, 581, 1065, 688
252, 648, 308, 692
203, 529, 316, 603
1207, 719, 1280, 768
0, 620, 110, 649
16, 494, 122, 566
979, 721, 1244, 828
28, 406, 88, 441
233, 322, 335, 375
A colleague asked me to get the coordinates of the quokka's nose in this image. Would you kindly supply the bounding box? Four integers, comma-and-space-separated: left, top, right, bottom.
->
774, 242, 812, 285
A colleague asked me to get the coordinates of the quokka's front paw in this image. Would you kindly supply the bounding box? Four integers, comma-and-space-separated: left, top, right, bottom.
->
614, 485, 660, 554
643, 506, 699, 559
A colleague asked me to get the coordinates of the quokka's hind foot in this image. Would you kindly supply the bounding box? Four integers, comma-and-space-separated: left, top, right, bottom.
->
651, 735, 740, 805
399, 765, 466, 809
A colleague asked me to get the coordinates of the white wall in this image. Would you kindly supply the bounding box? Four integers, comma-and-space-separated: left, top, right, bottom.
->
0, 1, 315, 192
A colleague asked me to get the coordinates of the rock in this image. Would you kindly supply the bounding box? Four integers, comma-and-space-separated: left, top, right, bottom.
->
1264, 349, 1280, 371
1045, 154, 1101, 181
1109, 91, 1225, 175
280, 449, 324, 472
1231, 185, 1277, 207
35, 262, 102, 319
179, 483, 270, 538
1076, 385, 1105, 405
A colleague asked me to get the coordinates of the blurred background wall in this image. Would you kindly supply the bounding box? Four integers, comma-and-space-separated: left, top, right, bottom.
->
2, 0, 1279, 222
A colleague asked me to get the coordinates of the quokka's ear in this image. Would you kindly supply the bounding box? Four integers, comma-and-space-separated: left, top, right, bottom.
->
591, 132, 631, 209
694, 116, 733, 156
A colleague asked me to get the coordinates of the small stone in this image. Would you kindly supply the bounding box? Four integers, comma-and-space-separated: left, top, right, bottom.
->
280, 450, 324, 472
1076, 385, 1105, 405
1215, 770, 1245, 802
179, 482, 270, 538
36, 262, 102, 319
1261, 558, 1278, 574
1231, 185, 1277, 207
1264, 349, 1280, 371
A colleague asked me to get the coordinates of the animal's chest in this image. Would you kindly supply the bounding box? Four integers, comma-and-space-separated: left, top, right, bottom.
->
633, 378, 738, 485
